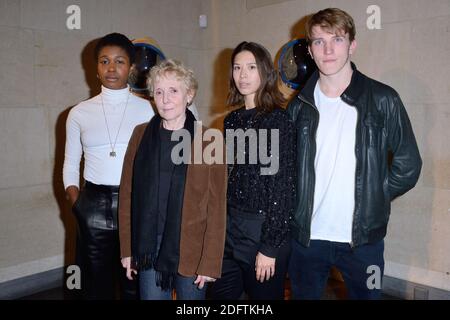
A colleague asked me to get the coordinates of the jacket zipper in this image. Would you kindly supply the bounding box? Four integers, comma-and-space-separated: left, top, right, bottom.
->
345, 98, 360, 249
298, 94, 319, 247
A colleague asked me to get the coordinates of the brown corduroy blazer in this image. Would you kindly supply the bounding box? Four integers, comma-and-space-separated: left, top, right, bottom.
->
118, 122, 227, 278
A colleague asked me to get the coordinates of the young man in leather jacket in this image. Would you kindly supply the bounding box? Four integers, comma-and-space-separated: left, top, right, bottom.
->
287, 8, 422, 299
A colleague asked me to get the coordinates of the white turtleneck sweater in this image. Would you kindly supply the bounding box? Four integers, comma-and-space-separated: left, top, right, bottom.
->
63, 86, 154, 189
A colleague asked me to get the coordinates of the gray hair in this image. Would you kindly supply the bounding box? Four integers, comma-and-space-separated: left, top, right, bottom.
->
147, 59, 198, 102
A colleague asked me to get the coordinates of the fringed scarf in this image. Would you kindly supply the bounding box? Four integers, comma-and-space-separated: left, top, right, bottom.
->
131, 110, 195, 290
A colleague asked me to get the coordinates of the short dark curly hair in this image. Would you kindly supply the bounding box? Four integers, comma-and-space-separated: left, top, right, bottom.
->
94, 32, 135, 64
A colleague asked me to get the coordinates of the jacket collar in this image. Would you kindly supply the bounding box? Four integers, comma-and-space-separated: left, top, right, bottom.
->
299, 62, 365, 107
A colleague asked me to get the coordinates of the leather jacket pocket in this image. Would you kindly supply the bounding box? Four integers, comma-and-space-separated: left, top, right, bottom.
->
297, 119, 311, 137
364, 113, 384, 147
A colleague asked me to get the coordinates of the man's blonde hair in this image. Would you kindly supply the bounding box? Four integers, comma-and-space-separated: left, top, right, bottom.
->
306, 8, 356, 42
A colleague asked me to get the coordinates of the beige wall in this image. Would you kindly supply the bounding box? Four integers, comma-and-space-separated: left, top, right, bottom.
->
199, 0, 450, 292
0, 0, 203, 282
1, 0, 449, 292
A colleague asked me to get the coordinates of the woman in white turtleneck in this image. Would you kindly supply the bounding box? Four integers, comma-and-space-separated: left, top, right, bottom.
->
63, 33, 154, 299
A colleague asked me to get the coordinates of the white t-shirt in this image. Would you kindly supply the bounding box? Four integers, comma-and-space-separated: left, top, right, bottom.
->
63, 85, 154, 189
310, 82, 357, 243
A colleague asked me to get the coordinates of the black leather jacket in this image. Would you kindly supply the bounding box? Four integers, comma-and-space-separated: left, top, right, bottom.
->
287, 63, 422, 247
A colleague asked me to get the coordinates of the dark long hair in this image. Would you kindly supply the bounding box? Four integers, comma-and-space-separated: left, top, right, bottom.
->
227, 41, 285, 113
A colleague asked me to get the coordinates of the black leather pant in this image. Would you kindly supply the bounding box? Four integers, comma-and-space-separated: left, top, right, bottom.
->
72, 181, 137, 300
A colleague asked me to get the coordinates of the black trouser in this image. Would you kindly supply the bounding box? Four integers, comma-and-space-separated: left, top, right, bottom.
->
209, 207, 290, 300
72, 181, 137, 300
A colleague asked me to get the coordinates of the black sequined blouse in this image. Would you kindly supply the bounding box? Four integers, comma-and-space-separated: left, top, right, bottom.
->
224, 106, 296, 257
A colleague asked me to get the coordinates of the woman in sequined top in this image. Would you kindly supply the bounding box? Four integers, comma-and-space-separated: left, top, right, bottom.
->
210, 41, 295, 300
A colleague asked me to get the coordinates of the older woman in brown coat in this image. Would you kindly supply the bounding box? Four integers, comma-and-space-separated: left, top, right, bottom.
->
118, 59, 227, 300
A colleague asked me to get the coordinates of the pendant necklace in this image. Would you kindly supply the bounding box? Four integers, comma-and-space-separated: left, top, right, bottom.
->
101, 91, 130, 157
